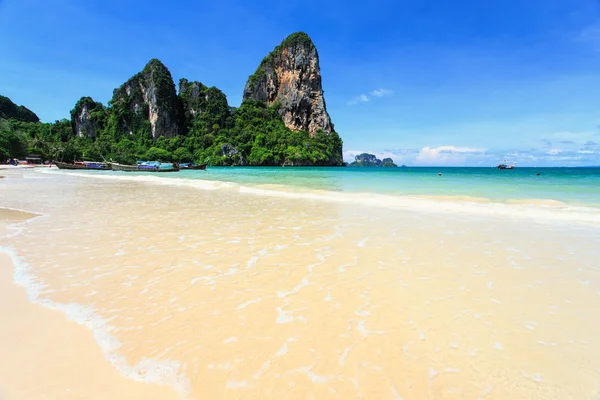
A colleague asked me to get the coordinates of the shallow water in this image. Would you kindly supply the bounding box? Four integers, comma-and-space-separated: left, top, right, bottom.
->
2, 169, 600, 399
72, 166, 600, 206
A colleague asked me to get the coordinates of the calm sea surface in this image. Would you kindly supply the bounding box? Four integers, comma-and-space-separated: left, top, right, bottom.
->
91, 166, 600, 206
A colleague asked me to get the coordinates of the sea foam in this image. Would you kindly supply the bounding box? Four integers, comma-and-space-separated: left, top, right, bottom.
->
0, 246, 191, 398
41, 169, 600, 226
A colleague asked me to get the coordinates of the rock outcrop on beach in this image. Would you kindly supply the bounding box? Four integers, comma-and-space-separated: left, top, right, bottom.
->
243, 32, 334, 136
349, 153, 397, 167
111, 59, 180, 139
70, 97, 104, 138
0, 95, 39, 123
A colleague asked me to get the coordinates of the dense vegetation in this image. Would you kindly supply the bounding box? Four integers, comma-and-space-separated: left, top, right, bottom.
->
1, 55, 343, 166
0, 96, 39, 123
0, 117, 82, 161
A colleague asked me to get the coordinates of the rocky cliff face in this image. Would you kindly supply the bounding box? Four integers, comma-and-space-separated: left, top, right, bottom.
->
111, 59, 179, 139
178, 78, 229, 129
71, 97, 104, 138
179, 79, 205, 120
0, 95, 39, 123
243, 32, 333, 136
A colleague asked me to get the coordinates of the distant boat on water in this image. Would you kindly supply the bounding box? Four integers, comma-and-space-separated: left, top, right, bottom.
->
497, 160, 515, 170
54, 161, 111, 170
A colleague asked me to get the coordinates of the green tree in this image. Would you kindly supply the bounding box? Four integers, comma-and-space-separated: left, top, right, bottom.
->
173, 147, 193, 162
145, 147, 173, 162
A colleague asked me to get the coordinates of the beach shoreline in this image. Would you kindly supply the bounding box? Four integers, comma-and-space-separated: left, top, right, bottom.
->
0, 205, 179, 400
41, 168, 600, 227
1, 167, 599, 399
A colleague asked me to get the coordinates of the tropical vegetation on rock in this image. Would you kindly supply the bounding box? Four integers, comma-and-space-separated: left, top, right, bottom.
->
0, 32, 344, 166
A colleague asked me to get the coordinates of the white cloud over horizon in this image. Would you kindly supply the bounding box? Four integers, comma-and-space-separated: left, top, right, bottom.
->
342, 127, 600, 166
545, 148, 563, 155
415, 146, 487, 165
344, 146, 488, 166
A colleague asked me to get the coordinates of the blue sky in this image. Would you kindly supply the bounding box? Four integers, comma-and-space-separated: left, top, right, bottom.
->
2, 0, 600, 166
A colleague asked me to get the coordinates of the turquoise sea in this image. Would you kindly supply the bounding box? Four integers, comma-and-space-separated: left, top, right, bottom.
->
93, 166, 600, 207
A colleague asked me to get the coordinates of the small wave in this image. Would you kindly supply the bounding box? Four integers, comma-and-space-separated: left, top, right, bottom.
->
40, 169, 600, 225
0, 206, 43, 221
0, 207, 45, 239
0, 247, 191, 398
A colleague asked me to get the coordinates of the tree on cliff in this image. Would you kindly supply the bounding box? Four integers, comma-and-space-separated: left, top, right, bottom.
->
0, 32, 344, 166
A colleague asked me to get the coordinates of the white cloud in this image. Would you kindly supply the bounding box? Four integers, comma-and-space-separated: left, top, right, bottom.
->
347, 94, 370, 105
345, 146, 490, 166
545, 148, 563, 155
343, 144, 600, 167
415, 146, 486, 165
348, 88, 393, 105
369, 88, 393, 97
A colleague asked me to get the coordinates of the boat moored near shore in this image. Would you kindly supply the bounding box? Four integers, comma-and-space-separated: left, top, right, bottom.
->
178, 163, 207, 170
54, 161, 112, 170
110, 162, 180, 172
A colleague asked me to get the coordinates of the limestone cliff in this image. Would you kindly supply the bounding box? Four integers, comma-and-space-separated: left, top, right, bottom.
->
0, 95, 39, 123
243, 32, 333, 136
178, 78, 229, 129
70, 97, 104, 138
111, 59, 179, 139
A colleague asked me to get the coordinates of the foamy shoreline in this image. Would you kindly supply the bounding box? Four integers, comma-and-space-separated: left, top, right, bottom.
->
2, 167, 600, 399
45, 168, 600, 226
0, 206, 180, 400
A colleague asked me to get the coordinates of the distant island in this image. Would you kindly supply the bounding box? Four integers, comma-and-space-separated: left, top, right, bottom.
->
349, 153, 397, 167
0, 32, 343, 166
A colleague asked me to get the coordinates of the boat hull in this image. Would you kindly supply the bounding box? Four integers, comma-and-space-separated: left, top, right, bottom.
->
54, 161, 111, 170
111, 163, 179, 172
180, 164, 207, 170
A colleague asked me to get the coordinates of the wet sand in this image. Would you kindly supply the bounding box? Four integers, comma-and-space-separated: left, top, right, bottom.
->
0, 207, 178, 399
1, 168, 600, 399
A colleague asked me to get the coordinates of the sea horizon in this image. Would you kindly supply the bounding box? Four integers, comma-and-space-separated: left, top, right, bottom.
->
2, 0, 600, 397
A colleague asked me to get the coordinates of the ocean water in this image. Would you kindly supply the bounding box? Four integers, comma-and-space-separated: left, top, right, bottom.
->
2, 167, 600, 399
89, 166, 600, 206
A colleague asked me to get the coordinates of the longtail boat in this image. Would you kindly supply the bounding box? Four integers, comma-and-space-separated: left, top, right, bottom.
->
179, 163, 207, 170
54, 161, 111, 170
110, 162, 179, 172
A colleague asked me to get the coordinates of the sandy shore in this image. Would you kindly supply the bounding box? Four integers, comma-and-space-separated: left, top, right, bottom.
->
1, 167, 600, 399
0, 210, 178, 400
